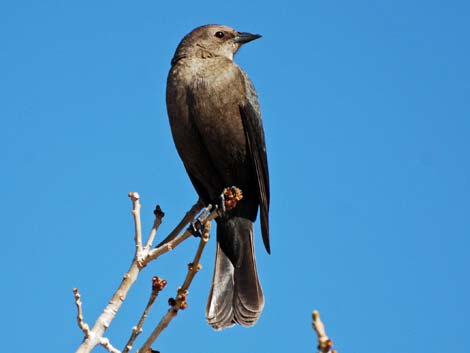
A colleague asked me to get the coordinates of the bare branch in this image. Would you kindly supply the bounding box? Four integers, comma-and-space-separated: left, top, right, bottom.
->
129, 192, 143, 258
144, 206, 165, 251
75, 194, 169, 353
312, 310, 337, 353
122, 277, 167, 353
138, 220, 212, 353
181, 221, 210, 290
74, 188, 243, 353
73, 288, 91, 337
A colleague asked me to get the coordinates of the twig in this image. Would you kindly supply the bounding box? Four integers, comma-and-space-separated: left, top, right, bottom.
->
138, 221, 212, 353
144, 206, 165, 252
129, 192, 143, 258
75, 194, 170, 353
122, 277, 167, 353
73, 288, 91, 337
180, 221, 210, 290
312, 310, 337, 353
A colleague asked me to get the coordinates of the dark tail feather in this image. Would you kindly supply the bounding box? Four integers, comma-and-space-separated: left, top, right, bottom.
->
232, 224, 264, 326
206, 241, 235, 329
206, 217, 264, 330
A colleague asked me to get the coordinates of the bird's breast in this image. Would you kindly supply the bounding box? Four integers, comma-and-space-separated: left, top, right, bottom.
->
192, 63, 247, 157
167, 58, 252, 185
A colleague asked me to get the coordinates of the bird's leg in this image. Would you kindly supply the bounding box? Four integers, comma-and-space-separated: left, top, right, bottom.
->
187, 188, 242, 236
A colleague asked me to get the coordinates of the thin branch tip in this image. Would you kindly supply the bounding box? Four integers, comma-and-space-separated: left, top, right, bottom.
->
123, 275, 167, 353
153, 205, 165, 219
312, 310, 337, 353
128, 192, 140, 200
152, 276, 167, 292
73, 287, 92, 338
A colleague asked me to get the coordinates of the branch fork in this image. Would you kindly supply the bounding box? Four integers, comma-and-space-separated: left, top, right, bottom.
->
73, 187, 242, 353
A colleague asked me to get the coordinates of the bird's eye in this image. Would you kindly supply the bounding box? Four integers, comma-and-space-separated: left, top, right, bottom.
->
215, 31, 225, 38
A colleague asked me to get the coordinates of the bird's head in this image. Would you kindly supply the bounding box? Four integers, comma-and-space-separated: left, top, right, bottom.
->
171, 24, 261, 64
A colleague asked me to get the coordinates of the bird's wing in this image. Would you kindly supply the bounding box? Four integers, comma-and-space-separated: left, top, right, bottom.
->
239, 72, 271, 254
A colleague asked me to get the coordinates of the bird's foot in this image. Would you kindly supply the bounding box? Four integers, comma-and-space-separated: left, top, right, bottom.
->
188, 219, 203, 238
187, 204, 213, 237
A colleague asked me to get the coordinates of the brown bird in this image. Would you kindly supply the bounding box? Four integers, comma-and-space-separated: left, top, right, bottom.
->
166, 24, 270, 330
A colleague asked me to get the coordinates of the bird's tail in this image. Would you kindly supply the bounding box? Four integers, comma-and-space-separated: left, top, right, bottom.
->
206, 217, 264, 330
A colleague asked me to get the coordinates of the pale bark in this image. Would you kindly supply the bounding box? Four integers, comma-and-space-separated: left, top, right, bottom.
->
73, 189, 242, 353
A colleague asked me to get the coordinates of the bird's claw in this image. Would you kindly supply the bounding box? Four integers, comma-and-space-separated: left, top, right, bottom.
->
189, 204, 214, 237
188, 219, 203, 238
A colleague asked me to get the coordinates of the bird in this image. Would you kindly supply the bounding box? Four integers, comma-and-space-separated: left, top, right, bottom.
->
166, 24, 270, 330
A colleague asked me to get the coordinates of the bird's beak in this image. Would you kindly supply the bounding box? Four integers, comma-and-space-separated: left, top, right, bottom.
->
235, 32, 262, 44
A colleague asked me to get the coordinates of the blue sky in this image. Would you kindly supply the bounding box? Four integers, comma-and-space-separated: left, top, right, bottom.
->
1, 1, 469, 352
